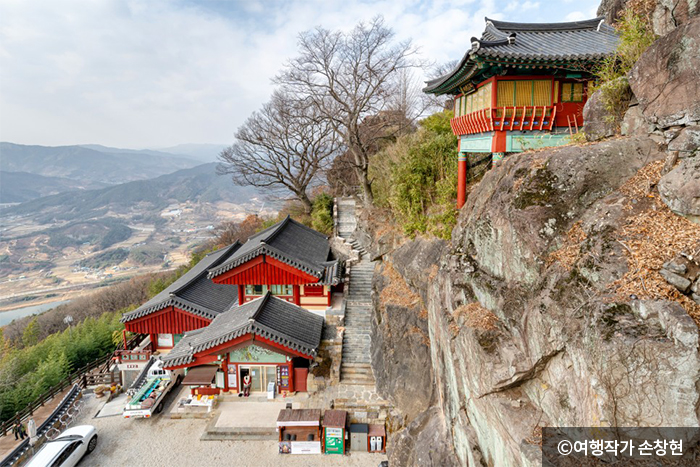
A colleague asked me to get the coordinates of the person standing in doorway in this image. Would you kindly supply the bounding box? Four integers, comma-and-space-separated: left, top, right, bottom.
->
243, 373, 251, 397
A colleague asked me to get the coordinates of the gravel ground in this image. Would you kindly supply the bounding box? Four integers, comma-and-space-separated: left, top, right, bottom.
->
73, 393, 387, 467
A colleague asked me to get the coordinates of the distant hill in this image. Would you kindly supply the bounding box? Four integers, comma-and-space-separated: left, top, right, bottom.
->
155, 143, 227, 162
1, 163, 264, 222
79, 144, 201, 161
0, 142, 201, 185
0, 171, 108, 204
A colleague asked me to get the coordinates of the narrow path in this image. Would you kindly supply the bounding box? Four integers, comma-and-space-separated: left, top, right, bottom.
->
336, 198, 375, 386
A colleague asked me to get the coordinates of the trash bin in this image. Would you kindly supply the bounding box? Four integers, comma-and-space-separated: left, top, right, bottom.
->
267, 382, 276, 400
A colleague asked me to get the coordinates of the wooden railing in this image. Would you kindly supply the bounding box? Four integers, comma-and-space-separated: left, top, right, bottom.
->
1, 385, 82, 467
0, 334, 140, 437
450, 106, 558, 135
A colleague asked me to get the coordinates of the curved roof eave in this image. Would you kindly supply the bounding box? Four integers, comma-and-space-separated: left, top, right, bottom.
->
485, 16, 606, 32
423, 46, 480, 95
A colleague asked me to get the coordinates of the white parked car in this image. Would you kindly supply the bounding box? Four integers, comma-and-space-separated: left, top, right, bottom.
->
25, 425, 98, 467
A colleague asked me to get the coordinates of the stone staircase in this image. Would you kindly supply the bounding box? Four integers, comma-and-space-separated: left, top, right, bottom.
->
336, 197, 357, 240
336, 197, 376, 386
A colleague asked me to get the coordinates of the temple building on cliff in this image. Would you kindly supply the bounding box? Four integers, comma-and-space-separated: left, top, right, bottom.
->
120, 216, 343, 394
424, 17, 618, 207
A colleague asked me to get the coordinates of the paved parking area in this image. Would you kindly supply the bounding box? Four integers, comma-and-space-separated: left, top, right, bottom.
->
73, 392, 387, 467
216, 400, 286, 428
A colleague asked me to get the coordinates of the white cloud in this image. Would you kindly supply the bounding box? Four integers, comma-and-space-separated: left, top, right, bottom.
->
0, 0, 602, 148
564, 11, 587, 21
505, 1, 541, 12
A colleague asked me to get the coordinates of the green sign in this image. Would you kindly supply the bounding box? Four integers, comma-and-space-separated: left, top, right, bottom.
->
325, 427, 343, 454
229, 344, 287, 363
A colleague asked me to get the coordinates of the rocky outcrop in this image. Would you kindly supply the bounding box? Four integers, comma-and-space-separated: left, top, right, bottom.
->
598, 0, 699, 36
582, 84, 629, 141
388, 407, 460, 467
368, 236, 458, 465
425, 136, 700, 465
359, 134, 700, 466
629, 17, 700, 129
660, 247, 700, 303
652, 0, 700, 36
659, 157, 700, 220
668, 125, 700, 156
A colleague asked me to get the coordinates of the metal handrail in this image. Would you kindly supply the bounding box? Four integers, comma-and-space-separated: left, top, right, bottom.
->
1, 384, 82, 467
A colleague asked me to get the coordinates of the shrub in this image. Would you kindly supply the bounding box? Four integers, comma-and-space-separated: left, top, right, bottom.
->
592, 6, 657, 128
370, 110, 458, 239
310, 193, 334, 235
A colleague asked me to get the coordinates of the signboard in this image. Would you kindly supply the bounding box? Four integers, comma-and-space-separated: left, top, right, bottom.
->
291, 441, 321, 455
117, 362, 146, 371
278, 365, 290, 390
229, 344, 286, 363
325, 427, 344, 454
227, 364, 237, 388
279, 441, 291, 454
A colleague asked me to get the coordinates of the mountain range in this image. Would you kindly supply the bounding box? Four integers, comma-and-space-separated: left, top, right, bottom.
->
0, 142, 201, 189
1, 163, 263, 223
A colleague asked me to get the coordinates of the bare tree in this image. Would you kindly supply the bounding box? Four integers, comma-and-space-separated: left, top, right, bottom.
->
217, 89, 339, 213
275, 16, 424, 207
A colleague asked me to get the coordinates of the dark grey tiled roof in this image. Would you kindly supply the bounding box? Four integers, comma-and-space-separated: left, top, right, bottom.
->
477, 18, 618, 60
121, 243, 241, 323
424, 17, 618, 94
161, 293, 324, 367
207, 216, 342, 285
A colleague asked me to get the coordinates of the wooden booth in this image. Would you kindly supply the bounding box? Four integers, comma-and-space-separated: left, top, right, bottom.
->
368, 424, 387, 453
277, 409, 322, 455
322, 410, 347, 454
350, 423, 369, 452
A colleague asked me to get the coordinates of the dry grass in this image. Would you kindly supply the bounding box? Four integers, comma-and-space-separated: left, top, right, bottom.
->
524, 425, 543, 446
407, 325, 431, 347
379, 263, 421, 309
453, 302, 500, 331
427, 264, 439, 282
547, 221, 587, 270
611, 161, 700, 325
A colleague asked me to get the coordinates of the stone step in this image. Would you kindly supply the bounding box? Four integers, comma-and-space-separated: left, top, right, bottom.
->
338, 379, 377, 386
201, 427, 277, 442
340, 367, 374, 375
340, 362, 373, 368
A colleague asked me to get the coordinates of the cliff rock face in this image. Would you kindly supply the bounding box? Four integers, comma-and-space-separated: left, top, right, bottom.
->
598, 0, 699, 36
629, 17, 700, 129
359, 136, 700, 466
425, 136, 700, 466
356, 8, 700, 466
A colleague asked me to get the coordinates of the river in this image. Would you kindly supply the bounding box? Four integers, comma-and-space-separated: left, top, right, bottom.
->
0, 300, 71, 327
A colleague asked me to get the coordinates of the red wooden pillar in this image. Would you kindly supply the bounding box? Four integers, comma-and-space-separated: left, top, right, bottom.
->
288, 362, 295, 392
222, 354, 229, 392
149, 333, 157, 350
293, 285, 300, 306
457, 138, 467, 209
492, 131, 507, 154
237, 285, 244, 305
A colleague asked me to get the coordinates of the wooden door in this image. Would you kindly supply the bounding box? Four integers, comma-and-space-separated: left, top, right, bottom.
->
293, 368, 308, 392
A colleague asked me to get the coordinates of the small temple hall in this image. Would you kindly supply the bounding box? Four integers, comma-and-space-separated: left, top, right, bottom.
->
423, 17, 619, 207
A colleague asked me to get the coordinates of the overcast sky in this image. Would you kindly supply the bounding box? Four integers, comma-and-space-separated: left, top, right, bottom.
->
0, 0, 600, 149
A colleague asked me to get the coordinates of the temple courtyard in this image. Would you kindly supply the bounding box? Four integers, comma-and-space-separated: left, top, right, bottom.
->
73, 392, 387, 466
